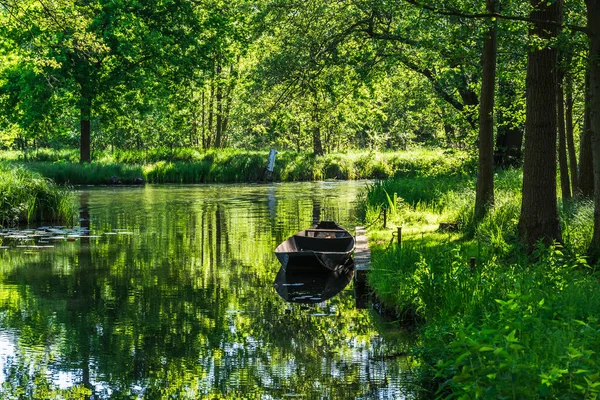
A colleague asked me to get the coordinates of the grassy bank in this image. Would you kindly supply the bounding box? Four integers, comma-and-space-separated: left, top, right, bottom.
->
0, 147, 475, 184
362, 170, 600, 398
0, 165, 76, 227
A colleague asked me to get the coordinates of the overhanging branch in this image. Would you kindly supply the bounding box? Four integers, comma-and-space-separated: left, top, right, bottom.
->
402, 0, 588, 35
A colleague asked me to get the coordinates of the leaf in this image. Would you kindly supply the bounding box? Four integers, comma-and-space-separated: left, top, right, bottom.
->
455, 351, 471, 365
506, 329, 518, 343
479, 346, 495, 352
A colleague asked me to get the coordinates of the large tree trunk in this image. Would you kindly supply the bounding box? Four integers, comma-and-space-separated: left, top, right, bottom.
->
565, 72, 579, 194
474, 0, 498, 221
580, 68, 595, 197
557, 71, 571, 200
518, 0, 563, 248
586, 0, 600, 257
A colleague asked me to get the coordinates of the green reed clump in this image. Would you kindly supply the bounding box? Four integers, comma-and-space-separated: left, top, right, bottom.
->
560, 198, 594, 256
0, 165, 75, 226
21, 162, 145, 185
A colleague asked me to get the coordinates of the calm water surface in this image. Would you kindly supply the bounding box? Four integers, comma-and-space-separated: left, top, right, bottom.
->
0, 181, 415, 399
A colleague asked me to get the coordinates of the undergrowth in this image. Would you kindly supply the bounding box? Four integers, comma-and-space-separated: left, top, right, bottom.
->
362, 169, 600, 398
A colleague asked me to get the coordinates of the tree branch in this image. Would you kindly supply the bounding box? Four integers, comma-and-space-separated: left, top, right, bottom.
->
402, 0, 588, 35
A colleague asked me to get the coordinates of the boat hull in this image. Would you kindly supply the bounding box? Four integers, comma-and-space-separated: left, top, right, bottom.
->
275, 250, 352, 272
274, 221, 355, 272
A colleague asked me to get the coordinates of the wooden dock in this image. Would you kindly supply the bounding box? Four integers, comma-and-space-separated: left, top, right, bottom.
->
354, 226, 370, 284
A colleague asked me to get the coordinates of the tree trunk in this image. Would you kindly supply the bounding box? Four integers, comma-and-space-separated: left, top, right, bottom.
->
201, 88, 206, 149
221, 65, 236, 140
474, 0, 498, 221
586, 0, 600, 258
580, 67, 595, 197
215, 62, 223, 149
565, 72, 579, 194
557, 71, 571, 200
312, 90, 324, 156
518, 0, 563, 248
80, 93, 92, 163
207, 72, 215, 149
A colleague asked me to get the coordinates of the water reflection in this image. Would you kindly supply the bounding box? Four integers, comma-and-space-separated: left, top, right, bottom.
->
274, 264, 354, 303
0, 182, 415, 399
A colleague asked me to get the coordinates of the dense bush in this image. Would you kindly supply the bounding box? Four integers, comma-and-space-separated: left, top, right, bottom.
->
0, 165, 75, 226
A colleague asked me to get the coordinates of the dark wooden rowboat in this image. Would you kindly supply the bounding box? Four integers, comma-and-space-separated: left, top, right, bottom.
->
274, 221, 355, 272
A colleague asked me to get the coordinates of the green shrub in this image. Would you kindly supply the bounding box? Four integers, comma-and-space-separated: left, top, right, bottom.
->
0, 165, 75, 226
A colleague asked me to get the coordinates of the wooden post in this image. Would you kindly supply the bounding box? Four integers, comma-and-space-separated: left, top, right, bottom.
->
267, 148, 277, 172
397, 226, 402, 248
470, 257, 476, 272
264, 148, 278, 181
383, 207, 387, 229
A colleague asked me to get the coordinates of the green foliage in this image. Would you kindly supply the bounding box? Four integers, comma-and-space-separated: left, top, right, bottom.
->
363, 167, 600, 398
0, 165, 75, 226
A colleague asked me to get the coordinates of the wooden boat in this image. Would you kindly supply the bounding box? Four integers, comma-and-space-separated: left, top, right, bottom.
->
274, 221, 355, 271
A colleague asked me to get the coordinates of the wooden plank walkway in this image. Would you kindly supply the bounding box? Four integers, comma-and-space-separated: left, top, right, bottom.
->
354, 226, 370, 283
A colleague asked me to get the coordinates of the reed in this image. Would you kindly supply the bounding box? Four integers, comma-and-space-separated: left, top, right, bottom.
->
0, 165, 76, 226
0, 147, 475, 185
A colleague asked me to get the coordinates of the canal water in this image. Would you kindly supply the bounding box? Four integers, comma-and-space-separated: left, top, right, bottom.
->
0, 182, 415, 399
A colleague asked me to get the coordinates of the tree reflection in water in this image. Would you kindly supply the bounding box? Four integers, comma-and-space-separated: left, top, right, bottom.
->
0, 182, 416, 399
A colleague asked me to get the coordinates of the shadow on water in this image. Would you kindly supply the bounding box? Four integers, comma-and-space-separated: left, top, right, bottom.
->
274, 263, 354, 304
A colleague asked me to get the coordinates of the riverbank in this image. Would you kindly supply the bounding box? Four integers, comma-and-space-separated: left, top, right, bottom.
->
0, 165, 75, 227
0, 147, 474, 185
361, 170, 600, 398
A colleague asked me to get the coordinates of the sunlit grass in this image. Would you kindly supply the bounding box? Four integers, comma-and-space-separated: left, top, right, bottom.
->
361, 168, 600, 398
0, 147, 475, 184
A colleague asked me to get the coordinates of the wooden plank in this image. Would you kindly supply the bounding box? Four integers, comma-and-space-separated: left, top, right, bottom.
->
354, 226, 370, 283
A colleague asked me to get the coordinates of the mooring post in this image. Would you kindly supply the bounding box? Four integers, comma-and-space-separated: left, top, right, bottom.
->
264, 148, 278, 181
397, 226, 402, 248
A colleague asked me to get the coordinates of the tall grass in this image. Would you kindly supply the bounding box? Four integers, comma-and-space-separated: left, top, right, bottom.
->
0, 147, 476, 185
362, 169, 600, 398
0, 165, 76, 226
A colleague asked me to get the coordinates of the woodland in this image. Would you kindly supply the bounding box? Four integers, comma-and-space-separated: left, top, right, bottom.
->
1, 0, 598, 251
3, 0, 600, 397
